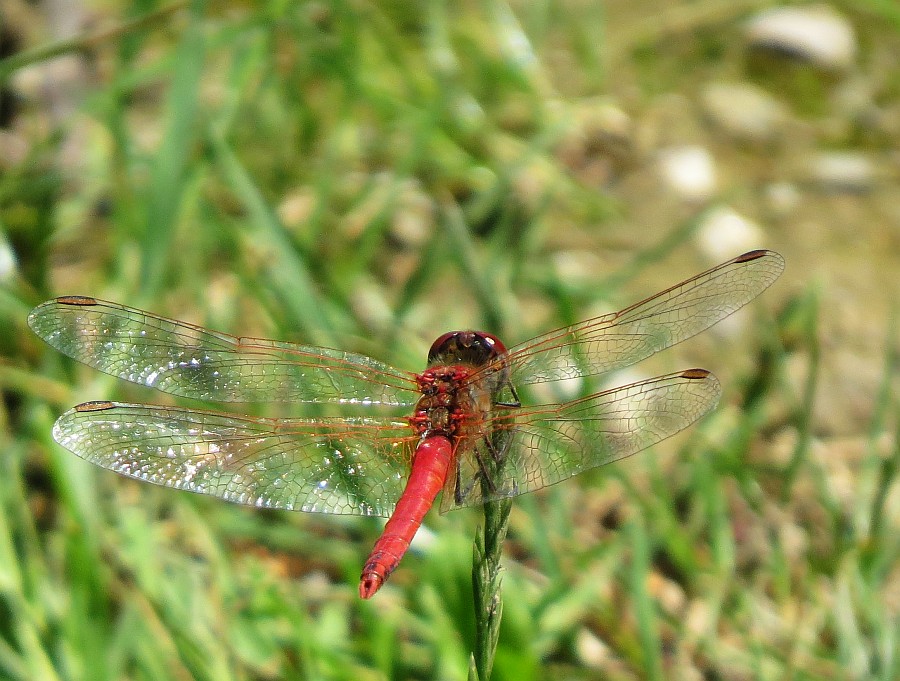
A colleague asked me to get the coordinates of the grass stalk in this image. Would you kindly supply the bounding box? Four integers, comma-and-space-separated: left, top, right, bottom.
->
469, 495, 512, 681
0, 1, 187, 82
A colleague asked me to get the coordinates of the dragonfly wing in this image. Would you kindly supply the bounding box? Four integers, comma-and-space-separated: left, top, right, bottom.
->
28, 297, 418, 406
53, 402, 415, 517
444, 369, 721, 509
499, 250, 784, 386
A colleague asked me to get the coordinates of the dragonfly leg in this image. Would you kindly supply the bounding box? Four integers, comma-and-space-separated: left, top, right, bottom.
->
473, 440, 500, 494
453, 454, 466, 506
449, 437, 497, 505
487, 426, 515, 464
493, 382, 521, 408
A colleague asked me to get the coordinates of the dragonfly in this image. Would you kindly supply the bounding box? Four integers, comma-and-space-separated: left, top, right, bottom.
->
29, 249, 783, 598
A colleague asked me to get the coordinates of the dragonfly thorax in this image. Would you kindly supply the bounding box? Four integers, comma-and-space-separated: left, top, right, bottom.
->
410, 365, 483, 439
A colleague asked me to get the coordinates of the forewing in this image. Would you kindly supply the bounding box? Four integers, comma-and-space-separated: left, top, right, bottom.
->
28, 297, 418, 406
445, 369, 721, 509
53, 402, 415, 517
494, 250, 783, 387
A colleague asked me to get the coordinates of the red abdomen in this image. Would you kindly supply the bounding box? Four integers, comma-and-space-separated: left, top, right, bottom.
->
359, 435, 454, 598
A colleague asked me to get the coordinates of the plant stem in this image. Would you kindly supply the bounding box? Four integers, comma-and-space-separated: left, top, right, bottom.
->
469, 494, 512, 681
0, 1, 187, 82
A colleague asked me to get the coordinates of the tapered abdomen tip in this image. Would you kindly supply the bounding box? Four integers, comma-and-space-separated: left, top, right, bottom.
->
359, 573, 384, 599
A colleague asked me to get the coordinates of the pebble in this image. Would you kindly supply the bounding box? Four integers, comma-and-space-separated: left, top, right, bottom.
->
697, 206, 764, 261
556, 98, 634, 184
277, 188, 318, 229
745, 5, 857, 71
390, 180, 435, 248
11, 55, 85, 120
575, 628, 611, 668
763, 181, 801, 218
0, 131, 28, 168
349, 278, 394, 332
551, 249, 603, 287
809, 151, 876, 193
0, 232, 16, 282
701, 82, 788, 143
571, 98, 633, 150
657, 145, 716, 202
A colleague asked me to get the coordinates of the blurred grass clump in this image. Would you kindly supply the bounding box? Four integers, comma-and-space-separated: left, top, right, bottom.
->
1, 1, 898, 680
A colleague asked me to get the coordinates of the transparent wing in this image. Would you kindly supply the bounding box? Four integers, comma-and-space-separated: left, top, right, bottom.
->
53, 401, 417, 517
443, 369, 721, 510
28, 297, 419, 406
484, 250, 783, 387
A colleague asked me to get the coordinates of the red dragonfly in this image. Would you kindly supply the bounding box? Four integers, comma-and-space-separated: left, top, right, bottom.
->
29, 250, 783, 598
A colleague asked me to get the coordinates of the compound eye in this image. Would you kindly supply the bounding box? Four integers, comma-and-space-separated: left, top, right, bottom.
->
478, 332, 507, 356
427, 331, 460, 363
427, 330, 508, 366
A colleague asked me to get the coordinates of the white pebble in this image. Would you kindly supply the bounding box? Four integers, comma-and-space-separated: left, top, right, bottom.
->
764, 182, 801, 218
809, 151, 875, 193
657, 145, 716, 202
701, 82, 787, 143
746, 6, 857, 71
697, 206, 764, 261
0, 232, 16, 282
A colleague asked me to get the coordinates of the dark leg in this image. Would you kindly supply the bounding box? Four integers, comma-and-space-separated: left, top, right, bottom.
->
472, 440, 500, 494
494, 382, 521, 409
453, 454, 465, 505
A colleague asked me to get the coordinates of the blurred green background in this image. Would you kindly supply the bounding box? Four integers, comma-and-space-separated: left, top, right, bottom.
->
1, 1, 898, 679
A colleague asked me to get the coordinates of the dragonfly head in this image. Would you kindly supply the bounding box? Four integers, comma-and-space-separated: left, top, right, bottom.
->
427, 331, 507, 368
